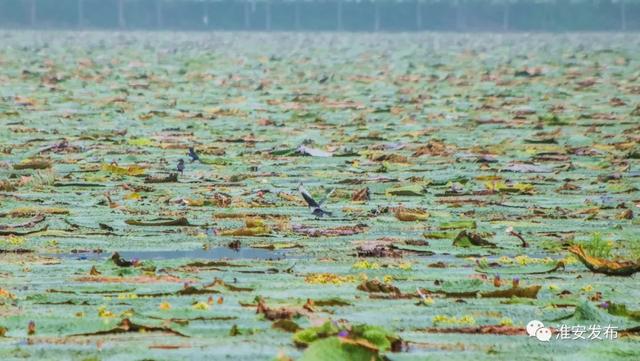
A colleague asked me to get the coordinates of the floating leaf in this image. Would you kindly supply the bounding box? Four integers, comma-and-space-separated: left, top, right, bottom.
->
568, 245, 640, 276
13, 158, 51, 170
220, 218, 271, 236
394, 208, 429, 222
252, 243, 302, 250
301, 337, 382, 361
357, 279, 400, 295
385, 184, 426, 197
452, 230, 496, 248
476, 261, 565, 274
125, 217, 192, 227
480, 285, 542, 299
273, 319, 301, 333
439, 220, 477, 230
71, 318, 187, 337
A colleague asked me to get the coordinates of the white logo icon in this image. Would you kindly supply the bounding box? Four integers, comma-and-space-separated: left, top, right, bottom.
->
535, 327, 552, 342
527, 320, 551, 341
526, 320, 544, 337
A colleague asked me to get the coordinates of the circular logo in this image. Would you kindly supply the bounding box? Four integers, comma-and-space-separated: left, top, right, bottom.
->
535, 327, 552, 342
526, 320, 544, 337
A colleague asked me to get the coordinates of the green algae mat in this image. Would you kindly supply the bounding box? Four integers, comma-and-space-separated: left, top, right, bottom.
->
1, 31, 640, 360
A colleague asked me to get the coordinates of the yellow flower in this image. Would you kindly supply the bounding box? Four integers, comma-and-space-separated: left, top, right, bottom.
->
304, 273, 357, 285
499, 317, 513, 326
421, 296, 434, 306
159, 301, 171, 311
192, 301, 210, 310
383, 275, 394, 283
98, 306, 116, 318
432, 315, 450, 325
4, 235, 26, 246
459, 315, 476, 325
352, 260, 380, 270
515, 255, 530, 265
124, 192, 142, 200
560, 255, 579, 265
127, 137, 154, 147
512, 255, 553, 265
433, 314, 475, 326
581, 284, 593, 292
101, 163, 145, 176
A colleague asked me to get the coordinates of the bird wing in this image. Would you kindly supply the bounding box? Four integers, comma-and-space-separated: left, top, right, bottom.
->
299, 184, 319, 208
318, 188, 335, 206
188, 147, 199, 160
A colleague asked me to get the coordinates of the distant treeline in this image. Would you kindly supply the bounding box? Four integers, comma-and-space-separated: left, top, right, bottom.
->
0, 0, 638, 31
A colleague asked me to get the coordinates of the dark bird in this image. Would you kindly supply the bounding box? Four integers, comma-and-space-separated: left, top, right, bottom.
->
177, 159, 185, 174
299, 183, 334, 217
187, 147, 200, 162
111, 252, 133, 267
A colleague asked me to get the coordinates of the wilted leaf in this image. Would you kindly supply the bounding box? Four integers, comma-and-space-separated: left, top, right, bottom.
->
568, 245, 640, 276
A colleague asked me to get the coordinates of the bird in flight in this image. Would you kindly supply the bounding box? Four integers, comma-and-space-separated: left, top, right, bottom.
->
177, 159, 185, 174
299, 183, 334, 217
187, 147, 200, 162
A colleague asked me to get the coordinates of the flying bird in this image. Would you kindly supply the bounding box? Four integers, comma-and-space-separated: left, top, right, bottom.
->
187, 147, 200, 162
299, 183, 334, 217
177, 159, 185, 174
